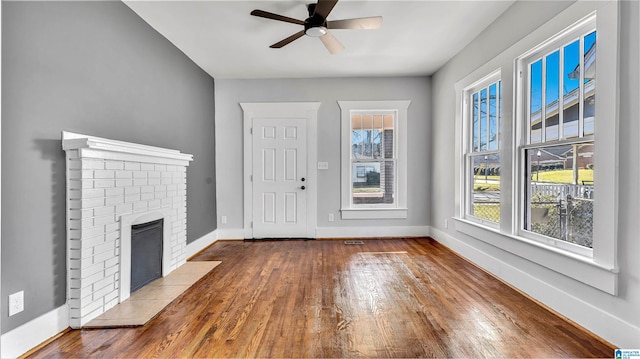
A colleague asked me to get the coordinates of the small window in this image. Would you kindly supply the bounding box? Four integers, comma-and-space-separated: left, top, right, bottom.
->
463, 72, 502, 225
338, 101, 410, 219
351, 112, 395, 206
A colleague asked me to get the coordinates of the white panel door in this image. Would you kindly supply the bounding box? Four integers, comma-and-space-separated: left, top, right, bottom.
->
252, 118, 307, 238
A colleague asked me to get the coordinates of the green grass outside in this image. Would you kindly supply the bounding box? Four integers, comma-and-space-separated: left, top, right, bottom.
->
473, 175, 501, 181
536, 169, 593, 184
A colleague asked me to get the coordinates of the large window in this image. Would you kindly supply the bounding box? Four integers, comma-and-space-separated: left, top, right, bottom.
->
520, 18, 596, 254
339, 101, 410, 219
463, 72, 502, 225
454, 6, 618, 294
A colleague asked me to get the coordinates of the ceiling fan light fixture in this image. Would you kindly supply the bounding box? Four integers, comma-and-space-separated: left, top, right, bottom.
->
305, 26, 327, 37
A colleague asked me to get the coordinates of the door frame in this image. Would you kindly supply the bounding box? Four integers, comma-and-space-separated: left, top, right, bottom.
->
240, 102, 320, 239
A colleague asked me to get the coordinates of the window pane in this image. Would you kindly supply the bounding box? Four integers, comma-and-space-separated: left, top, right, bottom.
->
383, 114, 394, 159
363, 115, 373, 157
545, 51, 560, 141
488, 83, 498, 150
473, 92, 479, 152
530, 59, 542, 143
352, 161, 394, 205
372, 116, 382, 159
563, 40, 580, 139
351, 115, 364, 159
480, 88, 487, 151
525, 143, 594, 248
583, 31, 596, 136
470, 153, 500, 223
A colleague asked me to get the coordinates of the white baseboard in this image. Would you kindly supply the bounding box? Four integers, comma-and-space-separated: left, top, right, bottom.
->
316, 225, 429, 238
1, 304, 69, 358
186, 229, 218, 258
429, 226, 640, 348
215, 228, 246, 240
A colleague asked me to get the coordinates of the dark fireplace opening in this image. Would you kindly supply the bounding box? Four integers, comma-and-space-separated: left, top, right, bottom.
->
131, 219, 163, 293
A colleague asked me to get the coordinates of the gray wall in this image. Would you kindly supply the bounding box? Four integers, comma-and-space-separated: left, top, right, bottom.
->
1, 1, 216, 333
215, 77, 430, 232
431, 0, 639, 346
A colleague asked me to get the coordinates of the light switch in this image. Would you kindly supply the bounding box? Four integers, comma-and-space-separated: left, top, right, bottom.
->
317, 162, 329, 170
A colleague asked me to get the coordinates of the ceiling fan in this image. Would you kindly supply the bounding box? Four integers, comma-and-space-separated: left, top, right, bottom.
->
250, 0, 382, 55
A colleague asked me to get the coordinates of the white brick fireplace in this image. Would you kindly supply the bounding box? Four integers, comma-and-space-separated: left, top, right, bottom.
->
62, 131, 193, 328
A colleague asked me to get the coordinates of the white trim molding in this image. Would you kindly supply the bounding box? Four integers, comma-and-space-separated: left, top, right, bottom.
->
316, 226, 429, 239
1, 304, 69, 358
186, 229, 219, 258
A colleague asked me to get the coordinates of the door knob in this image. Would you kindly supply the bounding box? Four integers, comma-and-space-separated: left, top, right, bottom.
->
300, 186, 306, 190
301, 177, 306, 182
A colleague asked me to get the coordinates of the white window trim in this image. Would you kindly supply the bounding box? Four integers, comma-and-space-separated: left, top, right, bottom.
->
338, 100, 410, 220
453, 2, 618, 295
462, 70, 502, 227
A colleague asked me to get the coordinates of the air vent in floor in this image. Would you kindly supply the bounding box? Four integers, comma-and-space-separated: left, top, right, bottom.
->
344, 240, 364, 245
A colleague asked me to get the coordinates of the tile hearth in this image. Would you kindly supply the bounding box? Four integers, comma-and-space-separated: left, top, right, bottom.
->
85, 261, 221, 328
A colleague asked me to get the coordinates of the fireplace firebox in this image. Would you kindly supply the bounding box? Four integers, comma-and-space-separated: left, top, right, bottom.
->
131, 219, 164, 293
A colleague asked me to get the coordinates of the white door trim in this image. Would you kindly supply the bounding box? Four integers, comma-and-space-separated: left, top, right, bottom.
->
241, 102, 320, 239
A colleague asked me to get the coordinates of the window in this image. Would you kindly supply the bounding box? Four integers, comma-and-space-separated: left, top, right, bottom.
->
463, 72, 502, 225
519, 17, 596, 254
351, 113, 395, 206
338, 101, 410, 219
454, 6, 618, 294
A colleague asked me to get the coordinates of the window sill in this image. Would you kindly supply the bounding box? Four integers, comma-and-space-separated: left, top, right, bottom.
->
341, 208, 408, 220
452, 217, 618, 295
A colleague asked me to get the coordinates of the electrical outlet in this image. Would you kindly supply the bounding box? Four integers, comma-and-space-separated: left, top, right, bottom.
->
328, 213, 334, 222
221, 216, 227, 225
444, 219, 449, 229
9, 291, 24, 316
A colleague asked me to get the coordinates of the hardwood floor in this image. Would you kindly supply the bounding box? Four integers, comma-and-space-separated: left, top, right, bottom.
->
28, 238, 614, 358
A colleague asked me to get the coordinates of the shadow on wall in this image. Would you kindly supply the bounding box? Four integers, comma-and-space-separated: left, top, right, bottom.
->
33, 138, 67, 307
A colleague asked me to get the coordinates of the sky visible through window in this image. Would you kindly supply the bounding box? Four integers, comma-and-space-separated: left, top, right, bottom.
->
529, 31, 596, 142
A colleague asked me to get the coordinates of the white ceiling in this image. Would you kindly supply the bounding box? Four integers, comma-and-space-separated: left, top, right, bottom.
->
123, 1, 515, 79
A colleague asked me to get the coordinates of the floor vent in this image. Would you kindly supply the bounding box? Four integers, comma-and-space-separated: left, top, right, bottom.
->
344, 240, 364, 245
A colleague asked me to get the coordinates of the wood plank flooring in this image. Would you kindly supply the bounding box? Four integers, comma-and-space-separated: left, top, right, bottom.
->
28, 238, 614, 358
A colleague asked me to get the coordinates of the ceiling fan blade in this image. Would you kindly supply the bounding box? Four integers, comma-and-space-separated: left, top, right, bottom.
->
313, 0, 339, 19
250, 10, 304, 26
270, 30, 306, 48
327, 16, 383, 30
319, 31, 344, 55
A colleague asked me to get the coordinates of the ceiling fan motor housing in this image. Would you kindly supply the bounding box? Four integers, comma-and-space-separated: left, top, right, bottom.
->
304, 3, 328, 36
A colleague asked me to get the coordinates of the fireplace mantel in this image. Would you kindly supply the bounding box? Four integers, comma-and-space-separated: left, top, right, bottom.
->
62, 131, 193, 165
62, 131, 193, 328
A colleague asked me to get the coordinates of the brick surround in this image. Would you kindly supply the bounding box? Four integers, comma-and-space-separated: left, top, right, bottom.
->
62, 132, 193, 328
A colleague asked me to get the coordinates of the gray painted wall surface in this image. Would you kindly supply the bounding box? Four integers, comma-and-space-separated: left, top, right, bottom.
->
1, 1, 216, 333
215, 77, 430, 232
431, 0, 639, 346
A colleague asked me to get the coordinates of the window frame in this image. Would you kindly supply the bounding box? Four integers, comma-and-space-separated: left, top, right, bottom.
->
338, 100, 410, 219
462, 70, 502, 227
516, 16, 597, 257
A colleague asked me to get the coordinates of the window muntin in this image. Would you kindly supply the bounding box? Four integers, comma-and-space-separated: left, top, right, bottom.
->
521, 24, 596, 251
464, 76, 502, 224
351, 112, 395, 206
